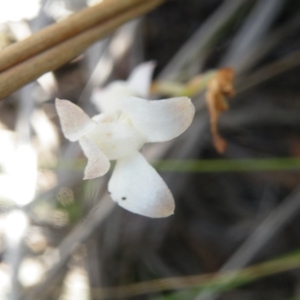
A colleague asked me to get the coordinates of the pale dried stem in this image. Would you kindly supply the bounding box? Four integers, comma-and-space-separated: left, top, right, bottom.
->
0, 0, 163, 100
0, 0, 156, 72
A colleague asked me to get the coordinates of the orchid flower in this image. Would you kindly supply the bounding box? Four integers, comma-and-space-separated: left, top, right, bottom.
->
56, 80, 194, 219
56, 96, 194, 218
91, 61, 155, 113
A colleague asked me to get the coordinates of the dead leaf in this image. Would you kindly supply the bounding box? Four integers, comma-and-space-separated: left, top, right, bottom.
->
205, 67, 235, 153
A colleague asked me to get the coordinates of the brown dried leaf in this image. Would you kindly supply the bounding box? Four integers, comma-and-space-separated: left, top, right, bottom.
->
205, 67, 235, 153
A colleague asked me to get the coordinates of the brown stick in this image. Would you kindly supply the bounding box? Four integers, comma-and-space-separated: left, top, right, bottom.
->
0, 0, 152, 72
0, 0, 164, 100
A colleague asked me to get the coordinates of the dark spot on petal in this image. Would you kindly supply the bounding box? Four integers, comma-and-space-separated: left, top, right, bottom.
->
122, 197, 126, 200
108, 191, 111, 194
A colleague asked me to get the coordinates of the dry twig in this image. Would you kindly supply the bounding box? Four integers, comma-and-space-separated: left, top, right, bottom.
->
0, 0, 164, 100
0, 0, 159, 72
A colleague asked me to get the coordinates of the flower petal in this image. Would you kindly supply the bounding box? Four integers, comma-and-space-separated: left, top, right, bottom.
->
55, 98, 95, 141
79, 137, 110, 179
85, 122, 145, 160
127, 61, 155, 98
120, 96, 195, 142
91, 82, 133, 113
108, 152, 174, 218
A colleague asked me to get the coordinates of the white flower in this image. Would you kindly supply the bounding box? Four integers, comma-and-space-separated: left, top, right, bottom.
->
91, 61, 155, 113
55, 87, 194, 219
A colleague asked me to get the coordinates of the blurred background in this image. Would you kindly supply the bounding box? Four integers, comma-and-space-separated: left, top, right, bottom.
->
1, 0, 300, 299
